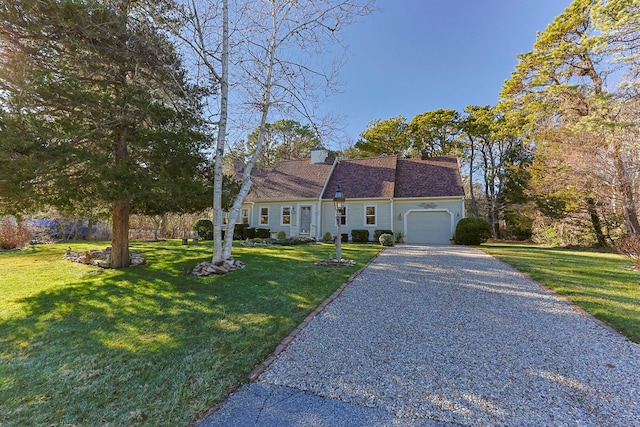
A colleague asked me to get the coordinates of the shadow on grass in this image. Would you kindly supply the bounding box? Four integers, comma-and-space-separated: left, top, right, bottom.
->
481, 243, 640, 343
0, 241, 379, 426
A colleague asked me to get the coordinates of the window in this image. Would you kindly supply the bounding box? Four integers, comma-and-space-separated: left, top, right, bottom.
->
260, 207, 269, 225
338, 206, 346, 225
365, 205, 376, 225
241, 208, 249, 224
282, 207, 291, 225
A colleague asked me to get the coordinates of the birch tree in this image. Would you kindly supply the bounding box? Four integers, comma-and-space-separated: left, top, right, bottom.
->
170, 0, 375, 262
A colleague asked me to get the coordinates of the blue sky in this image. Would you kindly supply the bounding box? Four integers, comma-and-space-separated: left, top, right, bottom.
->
321, 0, 573, 146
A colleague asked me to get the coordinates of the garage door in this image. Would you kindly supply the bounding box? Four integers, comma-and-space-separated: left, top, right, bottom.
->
406, 211, 452, 244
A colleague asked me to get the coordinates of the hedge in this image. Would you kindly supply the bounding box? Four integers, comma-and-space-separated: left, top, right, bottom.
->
374, 229, 393, 241
351, 229, 369, 242
455, 217, 492, 245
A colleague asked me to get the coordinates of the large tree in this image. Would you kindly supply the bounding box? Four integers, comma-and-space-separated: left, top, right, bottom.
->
354, 115, 410, 157
407, 109, 462, 157
241, 119, 321, 167
500, 0, 640, 242
0, 0, 209, 267
170, 0, 375, 262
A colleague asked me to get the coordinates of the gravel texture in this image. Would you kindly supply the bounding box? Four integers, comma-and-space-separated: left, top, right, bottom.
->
259, 245, 640, 426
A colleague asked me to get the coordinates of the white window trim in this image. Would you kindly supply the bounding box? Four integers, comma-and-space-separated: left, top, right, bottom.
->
364, 204, 377, 227
260, 207, 269, 225
338, 206, 347, 226
241, 208, 249, 224
281, 206, 292, 226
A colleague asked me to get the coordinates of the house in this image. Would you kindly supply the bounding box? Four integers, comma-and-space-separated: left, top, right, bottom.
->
241, 148, 465, 244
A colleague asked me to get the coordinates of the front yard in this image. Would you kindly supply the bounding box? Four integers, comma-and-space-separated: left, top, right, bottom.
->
480, 243, 640, 343
0, 240, 381, 426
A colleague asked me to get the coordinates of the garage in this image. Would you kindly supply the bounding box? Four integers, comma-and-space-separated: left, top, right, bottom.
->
405, 210, 452, 244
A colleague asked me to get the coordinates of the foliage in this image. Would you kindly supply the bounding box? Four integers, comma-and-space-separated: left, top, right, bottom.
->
455, 217, 492, 245
277, 230, 286, 240
351, 229, 370, 242
480, 243, 640, 343
0, 0, 210, 267
241, 120, 321, 167
614, 235, 640, 270
234, 223, 250, 240
194, 219, 214, 240
408, 109, 462, 157
323, 232, 332, 242
374, 229, 393, 241
242, 227, 257, 240
394, 231, 404, 243
355, 116, 410, 156
0, 218, 31, 250
255, 228, 271, 238
378, 233, 395, 246
0, 240, 381, 426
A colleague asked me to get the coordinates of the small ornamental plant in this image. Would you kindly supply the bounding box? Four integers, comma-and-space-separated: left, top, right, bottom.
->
378, 233, 395, 246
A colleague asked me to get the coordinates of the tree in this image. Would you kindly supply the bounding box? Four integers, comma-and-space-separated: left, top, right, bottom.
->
170, 0, 375, 262
407, 109, 462, 157
0, 0, 209, 267
500, 0, 640, 243
242, 119, 321, 167
354, 116, 410, 156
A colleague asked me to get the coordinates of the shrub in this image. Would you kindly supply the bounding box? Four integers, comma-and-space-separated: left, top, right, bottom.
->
455, 217, 492, 245
255, 228, 270, 238
277, 230, 286, 240
193, 219, 213, 240
277, 237, 316, 246
378, 233, 395, 246
351, 229, 369, 242
374, 229, 393, 241
234, 223, 249, 240
0, 219, 32, 249
242, 227, 256, 239
334, 233, 348, 243
614, 234, 640, 269
323, 232, 332, 242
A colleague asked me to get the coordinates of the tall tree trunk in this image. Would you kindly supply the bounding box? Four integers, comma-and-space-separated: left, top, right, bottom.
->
111, 200, 130, 268
612, 149, 640, 235
467, 136, 478, 216
212, 0, 229, 262
586, 197, 607, 246
87, 216, 94, 241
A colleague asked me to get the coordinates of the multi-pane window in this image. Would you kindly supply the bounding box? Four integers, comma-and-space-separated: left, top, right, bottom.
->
241, 208, 249, 224
260, 207, 269, 225
338, 207, 346, 225
282, 207, 291, 225
365, 205, 376, 225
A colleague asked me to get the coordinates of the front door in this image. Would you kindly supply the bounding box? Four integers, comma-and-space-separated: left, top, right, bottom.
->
300, 206, 312, 235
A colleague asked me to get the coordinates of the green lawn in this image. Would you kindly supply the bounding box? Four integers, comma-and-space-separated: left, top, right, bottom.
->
0, 240, 381, 426
480, 243, 640, 343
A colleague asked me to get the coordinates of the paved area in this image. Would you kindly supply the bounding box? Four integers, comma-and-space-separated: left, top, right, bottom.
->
198, 245, 640, 426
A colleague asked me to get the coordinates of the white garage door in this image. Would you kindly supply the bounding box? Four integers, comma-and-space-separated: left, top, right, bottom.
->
406, 211, 452, 244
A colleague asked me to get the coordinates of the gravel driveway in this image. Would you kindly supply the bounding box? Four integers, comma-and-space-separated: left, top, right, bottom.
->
257, 245, 640, 426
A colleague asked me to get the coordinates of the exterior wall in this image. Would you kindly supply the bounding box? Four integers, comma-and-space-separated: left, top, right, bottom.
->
242, 200, 321, 238
321, 199, 393, 241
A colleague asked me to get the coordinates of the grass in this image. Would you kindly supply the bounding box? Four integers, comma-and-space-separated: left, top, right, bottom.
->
480, 243, 640, 343
0, 240, 381, 426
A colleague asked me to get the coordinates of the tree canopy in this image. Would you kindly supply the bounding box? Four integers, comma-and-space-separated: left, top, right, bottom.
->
0, 0, 210, 266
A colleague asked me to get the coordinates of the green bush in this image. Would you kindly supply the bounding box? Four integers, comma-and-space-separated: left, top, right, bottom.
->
277, 237, 316, 246
234, 223, 249, 240
351, 229, 369, 242
323, 232, 332, 242
379, 233, 395, 246
242, 227, 256, 239
374, 229, 393, 241
455, 217, 492, 245
334, 233, 348, 243
277, 230, 286, 240
193, 219, 213, 240
255, 228, 270, 238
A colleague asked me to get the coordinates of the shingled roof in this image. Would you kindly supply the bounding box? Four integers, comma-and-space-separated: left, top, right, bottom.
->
245, 157, 335, 202
247, 154, 464, 202
394, 156, 464, 198
322, 156, 397, 200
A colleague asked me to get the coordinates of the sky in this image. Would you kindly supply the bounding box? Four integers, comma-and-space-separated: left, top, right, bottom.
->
320, 0, 574, 147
